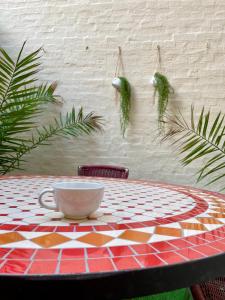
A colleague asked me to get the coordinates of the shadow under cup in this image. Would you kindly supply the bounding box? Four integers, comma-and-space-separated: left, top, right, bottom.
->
38, 181, 105, 220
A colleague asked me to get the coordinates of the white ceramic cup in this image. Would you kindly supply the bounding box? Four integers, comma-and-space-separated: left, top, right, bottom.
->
38, 182, 104, 219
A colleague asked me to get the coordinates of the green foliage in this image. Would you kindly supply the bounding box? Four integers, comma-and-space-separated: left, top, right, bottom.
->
163, 106, 225, 189
131, 288, 192, 300
153, 72, 173, 131
118, 76, 131, 137
0, 42, 103, 174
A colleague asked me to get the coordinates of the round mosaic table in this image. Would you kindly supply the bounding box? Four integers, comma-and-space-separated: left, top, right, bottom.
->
1, 176, 225, 298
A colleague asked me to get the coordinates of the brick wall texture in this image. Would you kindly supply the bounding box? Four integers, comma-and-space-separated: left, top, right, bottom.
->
1, 0, 225, 191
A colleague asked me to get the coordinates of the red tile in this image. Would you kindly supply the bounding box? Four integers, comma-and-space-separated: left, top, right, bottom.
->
113, 257, 140, 270
88, 258, 114, 272
185, 236, 207, 245
176, 248, 205, 260
34, 249, 60, 260
110, 224, 130, 230
16, 225, 37, 231
157, 252, 186, 264
200, 233, 219, 242
110, 246, 134, 257
151, 241, 177, 252
208, 241, 225, 252
128, 223, 144, 229
217, 238, 225, 245
59, 260, 86, 274
211, 229, 225, 238
131, 244, 156, 254
6, 249, 35, 259
35, 226, 55, 232
193, 245, 222, 256
168, 239, 194, 249
137, 254, 165, 267
94, 225, 113, 231
0, 224, 18, 230
56, 226, 75, 232
61, 248, 85, 259
28, 260, 57, 274
143, 221, 159, 226
87, 248, 110, 258
0, 260, 30, 274
75, 226, 94, 232
0, 248, 10, 258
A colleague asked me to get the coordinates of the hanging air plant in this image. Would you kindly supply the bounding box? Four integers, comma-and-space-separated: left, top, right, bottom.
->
112, 76, 131, 137
151, 72, 174, 131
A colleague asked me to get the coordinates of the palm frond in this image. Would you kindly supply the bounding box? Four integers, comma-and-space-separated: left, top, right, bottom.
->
0, 43, 103, 175
163, 107, 225, 189
1, 107, 103, 174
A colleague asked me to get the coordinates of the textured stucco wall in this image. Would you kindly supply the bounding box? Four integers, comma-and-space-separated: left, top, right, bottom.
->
1, 0, 225, 190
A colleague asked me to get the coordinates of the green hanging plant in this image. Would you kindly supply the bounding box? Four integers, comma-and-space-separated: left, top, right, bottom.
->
112, 76, 131, 136
152, 72, 174, 131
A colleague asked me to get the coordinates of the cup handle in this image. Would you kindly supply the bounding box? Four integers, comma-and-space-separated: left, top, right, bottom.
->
38, 188, 57, 210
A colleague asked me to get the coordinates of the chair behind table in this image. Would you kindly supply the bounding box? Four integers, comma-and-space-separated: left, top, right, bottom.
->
77, 165, 129, 179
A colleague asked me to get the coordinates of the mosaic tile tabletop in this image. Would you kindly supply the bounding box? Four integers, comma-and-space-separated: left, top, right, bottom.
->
0, 175, 225, 276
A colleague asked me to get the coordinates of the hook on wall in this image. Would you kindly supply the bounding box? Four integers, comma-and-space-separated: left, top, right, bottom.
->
156, 44, 161, 68
114, 46, 123, 77
118, 46, 122, 56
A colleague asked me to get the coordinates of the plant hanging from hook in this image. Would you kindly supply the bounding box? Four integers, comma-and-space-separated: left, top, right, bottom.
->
112, 47, 131, 137
152, 72, 174, 130
151, 46, 174, 132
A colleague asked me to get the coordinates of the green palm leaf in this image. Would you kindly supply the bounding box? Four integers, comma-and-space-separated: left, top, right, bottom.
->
163, 107, 225, 189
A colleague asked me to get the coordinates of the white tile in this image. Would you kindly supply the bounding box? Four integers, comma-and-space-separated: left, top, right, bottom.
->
131, 215, 153, 222
106, 238, 139, 247
183, 229, 206, 237
97, 215, 121, 223
134, 227, 155, 234
0, 216, 10, 223
19, 231, 50, 239
157, 223, 181, 229
181, 218, 201, 224
41, 221, 68, 226
149, 234, 178, 242
203, 224, 222, 230
51, 240, 95, 249
58, 232, 88, 239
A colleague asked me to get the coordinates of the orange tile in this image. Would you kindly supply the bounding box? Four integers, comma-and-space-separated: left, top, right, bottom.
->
32, 233, 70, 248
209, 213, 225, 219
119, 230, 151, 243
0, 232, 24, 245
180, 222, 207, 231
155, 226, 182, 237
196, 217, 223, 224
77, 233, 113, 247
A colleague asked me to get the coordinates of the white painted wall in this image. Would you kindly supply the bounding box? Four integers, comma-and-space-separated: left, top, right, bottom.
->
1, 0, 225, 191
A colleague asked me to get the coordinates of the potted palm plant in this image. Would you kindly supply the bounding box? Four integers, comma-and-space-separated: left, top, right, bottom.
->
0, 42, 103, 174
